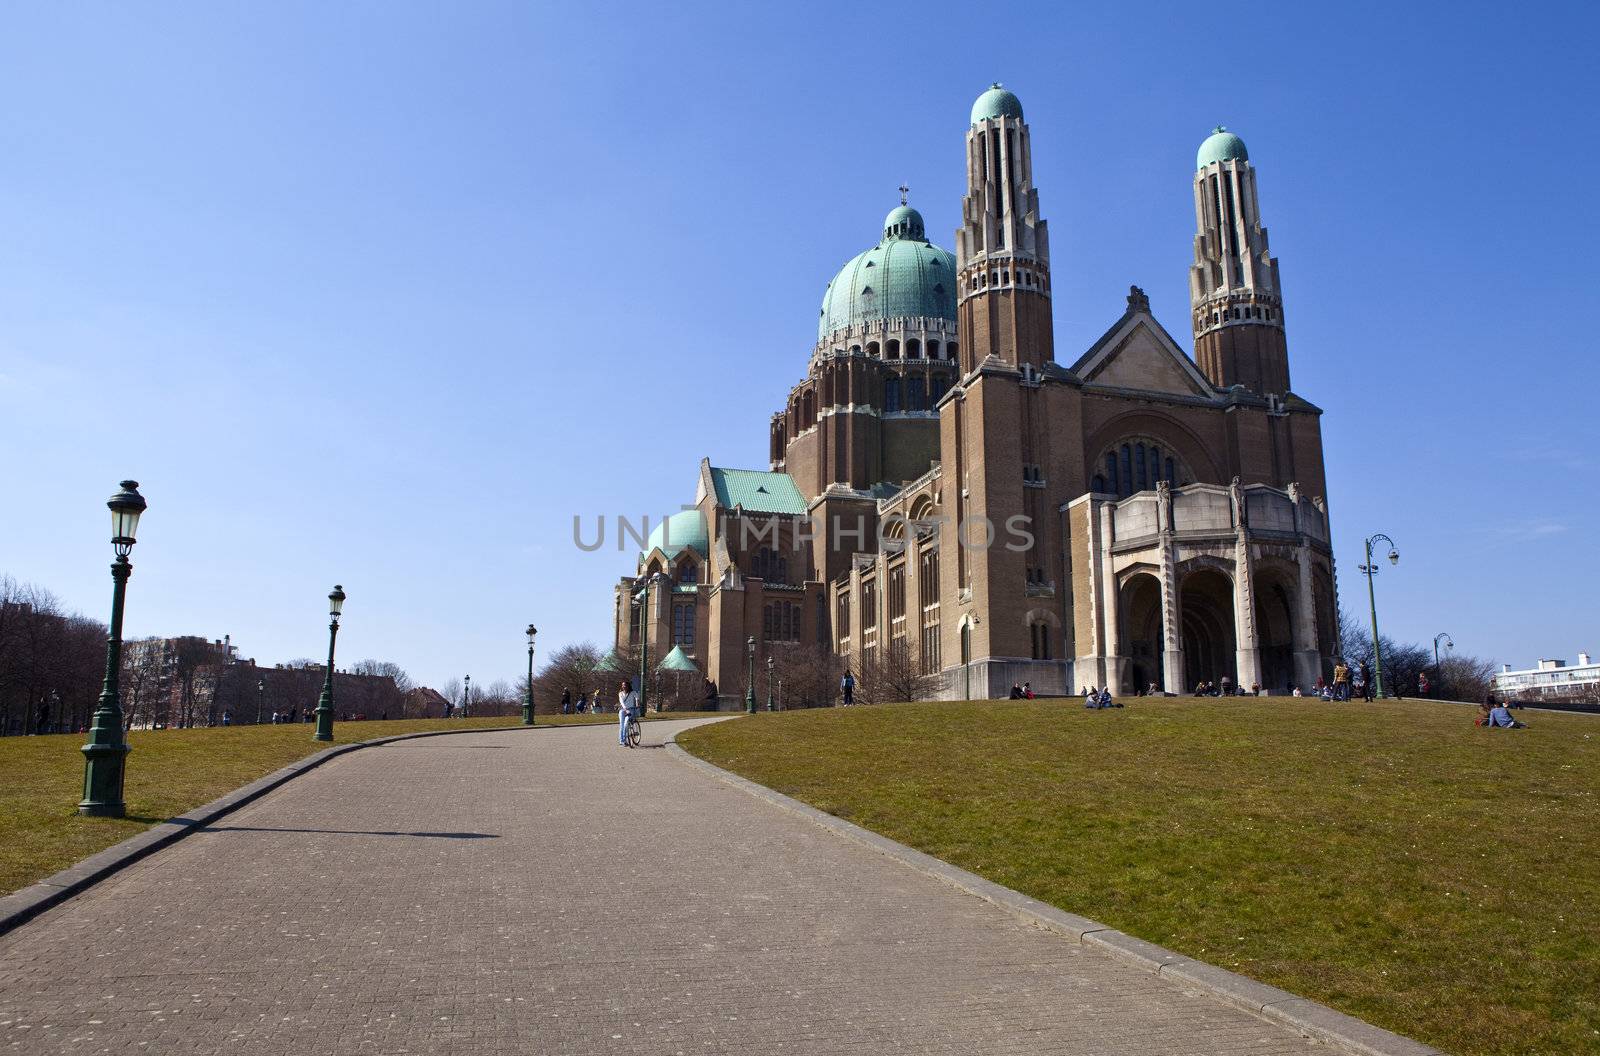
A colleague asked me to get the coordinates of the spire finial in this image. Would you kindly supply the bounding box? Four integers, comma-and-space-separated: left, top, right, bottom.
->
898, 183, 910, 206
1213, 125, 1227, 133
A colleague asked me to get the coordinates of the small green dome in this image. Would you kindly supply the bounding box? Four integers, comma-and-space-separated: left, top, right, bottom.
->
971, 83, 1023, 124
644, 509, 707, 560
819, 209, 957, 341
882, 204, 925, 240
1197, 126, 1248, 169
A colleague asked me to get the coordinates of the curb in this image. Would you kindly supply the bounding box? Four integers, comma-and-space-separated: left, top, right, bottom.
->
0, 723, 535, 938
666, 739, 1444, 1056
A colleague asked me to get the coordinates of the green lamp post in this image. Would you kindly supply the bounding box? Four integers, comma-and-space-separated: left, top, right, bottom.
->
463, 675, 470, 718
312, 585, 346, 742
766, 654, 775, 712
256, 678, 265, 725
523, 624, 537, 726
79, 480, 146, 817
1433, 632, 1454, 695
1357, 535, 1399, 699
745, 636, 757, 714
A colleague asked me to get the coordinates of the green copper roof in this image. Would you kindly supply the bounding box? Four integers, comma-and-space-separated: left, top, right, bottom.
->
656, 645, 700, 673
1197, 126, 1248, 169
819, 208, 956, 340
709, 467, 808, 515
644, 509, 707, 558
971, 83, 1022, 124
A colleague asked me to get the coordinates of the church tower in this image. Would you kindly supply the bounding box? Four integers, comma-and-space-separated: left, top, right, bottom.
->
1189, 127, 1290, 396
956, 84, 1053, 371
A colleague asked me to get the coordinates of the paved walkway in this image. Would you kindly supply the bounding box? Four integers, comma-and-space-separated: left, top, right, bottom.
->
0, 720, 1318, 1054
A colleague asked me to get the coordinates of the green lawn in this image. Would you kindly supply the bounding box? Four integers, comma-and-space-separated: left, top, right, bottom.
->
679, 698, 1600, 1056
0, 712, 716, 897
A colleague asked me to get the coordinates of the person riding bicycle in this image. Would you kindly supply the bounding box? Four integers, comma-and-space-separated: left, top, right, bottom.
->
617, 678, 639, 748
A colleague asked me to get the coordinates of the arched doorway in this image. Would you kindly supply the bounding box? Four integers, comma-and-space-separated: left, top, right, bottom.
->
1119, 573, 1163, 694
1252, 567, 1297, 693
1181, 567, 1235, 690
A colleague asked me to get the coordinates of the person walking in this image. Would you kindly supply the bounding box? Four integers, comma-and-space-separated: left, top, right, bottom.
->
617, 679, 638, 748
1332, 659, 1350, 702
561, 688, 572, 715
1360, 662, 1374, 702
1417, 672, 1431, 698
840, 670, 855, 706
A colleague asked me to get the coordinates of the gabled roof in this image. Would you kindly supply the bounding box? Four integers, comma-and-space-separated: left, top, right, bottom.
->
708, 467, 808, 515
1071, 297, 1215, 399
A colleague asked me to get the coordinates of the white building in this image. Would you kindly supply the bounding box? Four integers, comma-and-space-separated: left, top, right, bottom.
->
1492, 653, 1599, 703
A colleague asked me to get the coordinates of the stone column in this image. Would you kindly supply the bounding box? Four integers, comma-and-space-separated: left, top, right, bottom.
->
1230, 479, 1263, 690
1287, 484, 1322, 691
1098, 503, 1128, 695
1156, 482, 1184, 695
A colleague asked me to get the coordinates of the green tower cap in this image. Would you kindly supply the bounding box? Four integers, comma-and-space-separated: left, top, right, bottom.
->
971, 83, 1023, 124
1197, 126, 1248, 169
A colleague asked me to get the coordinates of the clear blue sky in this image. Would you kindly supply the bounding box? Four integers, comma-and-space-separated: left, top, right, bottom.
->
3, 1, 1595, 692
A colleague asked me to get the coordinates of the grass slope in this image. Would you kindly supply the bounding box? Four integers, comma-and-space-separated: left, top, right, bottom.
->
0, 712, 714, 897
679, 698, 1600, 1056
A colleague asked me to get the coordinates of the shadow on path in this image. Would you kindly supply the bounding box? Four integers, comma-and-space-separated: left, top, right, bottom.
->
200, 826, 498, 839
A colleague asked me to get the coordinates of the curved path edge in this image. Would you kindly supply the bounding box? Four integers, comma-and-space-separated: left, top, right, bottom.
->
666, 738, 1444, 1056
0, 723, 540, 938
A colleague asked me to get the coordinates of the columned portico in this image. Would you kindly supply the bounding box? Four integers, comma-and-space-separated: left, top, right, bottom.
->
1066, 479, 1335, 696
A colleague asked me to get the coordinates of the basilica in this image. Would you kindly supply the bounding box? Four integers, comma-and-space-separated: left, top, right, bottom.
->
612, 85, 1338, 704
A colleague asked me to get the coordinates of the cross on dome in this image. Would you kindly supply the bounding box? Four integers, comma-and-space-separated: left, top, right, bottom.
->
898, 184, 910, 206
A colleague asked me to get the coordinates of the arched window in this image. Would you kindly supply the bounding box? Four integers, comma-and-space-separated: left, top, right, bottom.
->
1105, 452, 1119, 495
1092, 474, 1106, 493
908, 376, 926, 411
1135, 443, 1147, 491
930, 374, 948, 403
926, 340, 940, 359
1119, 445, 1132, 496
866, 341, 880, 357
886, 339, 900, 360
885, 377, 902, 412
947, 341, 959, 364
906, 339, 921, 359
679, 561, 697, 585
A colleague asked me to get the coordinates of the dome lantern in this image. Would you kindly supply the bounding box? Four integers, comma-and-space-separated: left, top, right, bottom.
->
971, 83, 1023, 124
1197, 126, 1249, 169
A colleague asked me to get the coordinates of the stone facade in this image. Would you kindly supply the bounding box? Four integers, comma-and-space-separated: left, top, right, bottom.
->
611, 88, 1339, 703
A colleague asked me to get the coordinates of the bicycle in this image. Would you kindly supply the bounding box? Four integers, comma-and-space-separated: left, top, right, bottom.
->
625, 711, 641, 748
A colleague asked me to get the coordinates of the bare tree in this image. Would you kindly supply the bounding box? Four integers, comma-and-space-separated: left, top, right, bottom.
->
853, 642, 933, 705
770, 642, 844, 708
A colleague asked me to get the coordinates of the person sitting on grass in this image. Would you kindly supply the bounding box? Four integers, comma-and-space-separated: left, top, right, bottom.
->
1475, 701, 1492, 726
1484, 703, 1527, 729
1084, 686, 1098, 709
1097, 687, 1120, 709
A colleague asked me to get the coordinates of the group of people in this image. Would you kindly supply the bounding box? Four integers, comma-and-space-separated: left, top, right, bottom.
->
1007, 682, 1036, 699
1476, 693, 1528, 729
557, 688, 603, 715
1082, 686, 1122, 709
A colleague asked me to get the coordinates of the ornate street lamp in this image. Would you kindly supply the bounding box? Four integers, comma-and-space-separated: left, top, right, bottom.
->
745, 636, 757, 714
257, 678, 266, 725
463, 674, 471, 719
523, 625, 538, 726
766, 654, 775, 712
1433, 632, 1455, 694
1357, 535, 1399, 699
80, 480, 146, 817
312, 585, 346, 742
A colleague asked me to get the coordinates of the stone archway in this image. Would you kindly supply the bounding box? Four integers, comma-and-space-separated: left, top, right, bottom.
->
1119, 573, 1163, 695
1252, 566, 1297, 693
1181, 567, 1235, 690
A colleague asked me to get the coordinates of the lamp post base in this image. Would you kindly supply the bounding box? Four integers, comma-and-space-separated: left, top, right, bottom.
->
521, 704, 534, 727
313, 696, 334, 742
79, 742, 130, 817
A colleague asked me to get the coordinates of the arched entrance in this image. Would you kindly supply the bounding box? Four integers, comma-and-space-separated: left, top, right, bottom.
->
1119, 573, 1163, 694
1252, 567, 1297, 693
1180, 567, 1235, 690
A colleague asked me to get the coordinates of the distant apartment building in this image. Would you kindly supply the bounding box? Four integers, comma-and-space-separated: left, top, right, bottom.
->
122, 635, 405, 727
1492, 654, 1599, 704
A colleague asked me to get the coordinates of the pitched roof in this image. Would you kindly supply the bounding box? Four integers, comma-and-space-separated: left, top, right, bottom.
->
708, 467, 808, 515
655, 646, 701, 673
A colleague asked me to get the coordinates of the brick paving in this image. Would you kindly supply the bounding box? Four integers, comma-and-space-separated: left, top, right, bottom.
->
0, 720, 1319, 1054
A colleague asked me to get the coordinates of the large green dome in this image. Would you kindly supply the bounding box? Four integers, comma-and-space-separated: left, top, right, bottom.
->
971, 83, 1023, 124
1197, 126, 1248, 169
644, 509, 707, 560
818, 207, 956, 341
